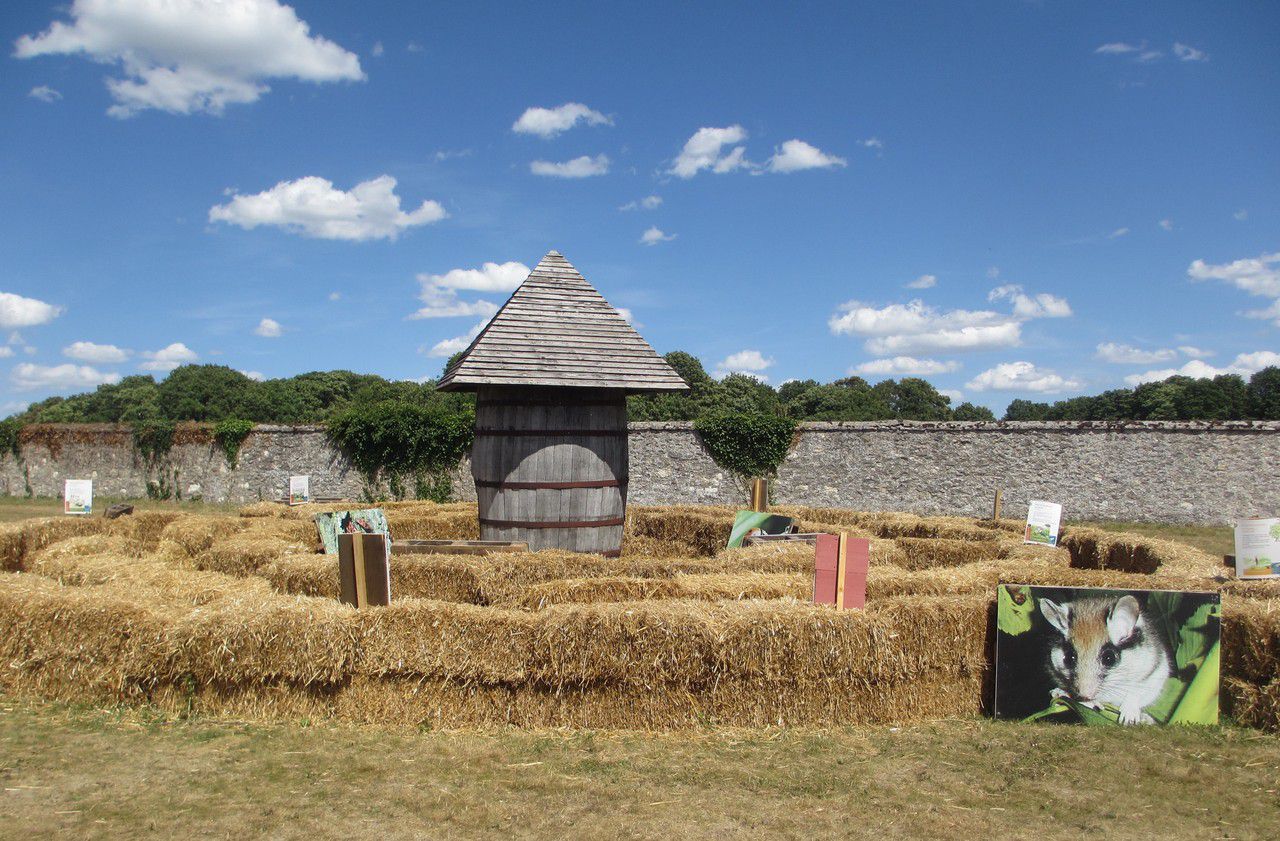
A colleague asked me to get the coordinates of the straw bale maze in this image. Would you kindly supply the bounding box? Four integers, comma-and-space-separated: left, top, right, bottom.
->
1, 502, 1276, 731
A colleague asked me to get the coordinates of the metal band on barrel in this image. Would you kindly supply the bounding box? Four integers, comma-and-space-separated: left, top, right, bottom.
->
479, 516, 626, 529
473, 478, 627, 490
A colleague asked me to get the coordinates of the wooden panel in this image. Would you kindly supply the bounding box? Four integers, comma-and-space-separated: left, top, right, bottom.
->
471, 386, 626, 554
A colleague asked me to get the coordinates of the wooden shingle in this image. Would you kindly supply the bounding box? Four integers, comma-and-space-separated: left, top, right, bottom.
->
436, 251, 689, 393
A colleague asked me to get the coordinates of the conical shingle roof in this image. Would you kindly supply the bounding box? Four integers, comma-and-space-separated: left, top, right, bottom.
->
436, 251, 689, 393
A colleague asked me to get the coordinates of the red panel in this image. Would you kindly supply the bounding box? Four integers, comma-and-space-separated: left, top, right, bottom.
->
813, 533, 839, 606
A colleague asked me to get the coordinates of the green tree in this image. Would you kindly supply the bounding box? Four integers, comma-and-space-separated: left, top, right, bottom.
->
157, 365, 254, 421
952, 402, 996, 421
1004, 399, 1051, 421
1248, 366, 1280, 419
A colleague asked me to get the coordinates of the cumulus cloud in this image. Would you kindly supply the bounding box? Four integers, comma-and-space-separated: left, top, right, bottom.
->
0, 292, 63, 329
829, 299, 1022, 355
1108, 227, 1130, 239
766, 139, 847, 173
28, 85, 62, 102
0, 348, 12, 359
1188, 251, 1280, 299
1173, 42, 1208, 62
639, 227, 676, 246
669, 125, 750, 178
11, 362, 120, 391
1234, 209, 1248, 221
1178, 345, 1212, 358
426, 320, 486, 358
139, 342, 197, 371
1094, 342, 1178, 365
239, 369, 265, 381
713, 349, 774, 380
905, 274, 937, 290
512, 102, 611, 138
529, 154, 610, 178
1124, 351, 1280, 386
209, 175, 446, 240
861, 137, 884, 150
966, 362, 1082, 393
63, 341, 130, 363
13, 0, 364, 117
411, 261, 529, 320
371, 41, 384, 57
1244, 299, 1280, 327
1159, 218, 1174, 231
850, 357, 960, 376
988, 285, 1072, 319
254, 317, 282, 337
619, 195, 662, 211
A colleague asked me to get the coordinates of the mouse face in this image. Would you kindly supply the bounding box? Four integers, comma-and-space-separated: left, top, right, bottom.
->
1038, 593, 1172, 724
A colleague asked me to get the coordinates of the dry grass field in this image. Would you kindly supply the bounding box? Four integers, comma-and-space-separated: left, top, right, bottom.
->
0, 497, 1273, 838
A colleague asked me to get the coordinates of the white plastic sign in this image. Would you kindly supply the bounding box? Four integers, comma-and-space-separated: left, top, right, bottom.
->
64, 479, 93, 516
1024, 500, 1062, 547
288, 475, 311, 506
1234, 517, 1280, 580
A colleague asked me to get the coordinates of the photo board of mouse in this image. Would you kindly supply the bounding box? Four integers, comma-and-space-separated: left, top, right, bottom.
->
994, 585, 1220, 726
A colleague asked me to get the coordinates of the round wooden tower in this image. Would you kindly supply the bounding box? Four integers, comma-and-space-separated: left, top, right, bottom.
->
437, 251, 688, 555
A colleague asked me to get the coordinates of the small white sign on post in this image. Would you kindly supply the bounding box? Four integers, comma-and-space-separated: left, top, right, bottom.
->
1024, 500, 1062, 547
1234, 517, 1280, 579
64, 479, 93, 516
288, 475, 311, 506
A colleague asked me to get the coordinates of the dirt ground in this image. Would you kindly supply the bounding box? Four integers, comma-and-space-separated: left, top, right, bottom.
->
0, 701, 1275, 840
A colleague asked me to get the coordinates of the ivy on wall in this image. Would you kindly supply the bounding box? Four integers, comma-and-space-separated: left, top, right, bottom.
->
213, 419, 254, 469
131, 420, 177, 466
693, 412, 798, 479
326, 402, 474, 502
0, 419, 22, 460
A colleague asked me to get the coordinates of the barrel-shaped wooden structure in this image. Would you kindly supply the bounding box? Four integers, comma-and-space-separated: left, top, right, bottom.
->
437, 250, 688, 555
472, 387, 627, 554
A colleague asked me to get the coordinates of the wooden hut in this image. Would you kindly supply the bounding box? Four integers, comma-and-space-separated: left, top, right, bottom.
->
437, 251, 688, 555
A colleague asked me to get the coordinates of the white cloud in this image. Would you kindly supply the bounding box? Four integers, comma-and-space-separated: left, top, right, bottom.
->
371, 41, 384, 57
713, 349, 774, 380
1159, 218, 1174, 231
63, 341, 130, 363
10, 362, 120, 391
0, 348, 12, 359
905, 274, 937, 289
966, 361, 1082, 393
940, 389, 963, 404
640, 226, 676, 246
1234, 209, 1248, 221
14, 0, 363, 118
829, 299, 1022, 355
616, 307, 634, 324
1188, 251, 1280, 299
988, 285, 1073, 318
529, 154, 610, 178
433, 148, 472, 162
328, 291, 341, 301
28, 85, 62, 102
850, 357, 960, 376
239, 369, 265, 381
861, 137, 884, 149
139, 342, 197, 371
1108, 227, 1130, 239
254, 317, 282, 337
0, 292, 63, 329
1124, 351, 1280, 385
766, 139, 847, 173
411, 261, 528, 320
1095, 42, 1140, 55
1244, 298, 1280, 327
1095, 342, 1177, 364
406, 41, 423, 53
987, 266, 1001, 279
1173, 42, 1208, 62
1137, 50, 1163, 63
619, 195, 662, 211
512, 102, 611, 138
209, 175, 446, 241
426, 320, 486, 358
1177, 345, 1213, 358
669, 125, 750, 178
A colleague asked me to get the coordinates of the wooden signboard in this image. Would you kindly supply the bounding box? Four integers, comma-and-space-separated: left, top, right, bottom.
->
338, 532, 391, 608
397, 540, 529, 556
813, 533, 870, 610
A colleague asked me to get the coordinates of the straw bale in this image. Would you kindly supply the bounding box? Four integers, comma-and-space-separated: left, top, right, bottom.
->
0, 573, 170, 700
0, 517, 110, 571
385, 510, 480, 541
195, 534, 300, 576
514, 572, 809, 610
619, 533, 699, 558
1221, 599, 1280, 686
1222, 578, 1280, 601
156, 515, 251, 561
166, 593, 359, 685
1224, 678, 1280, 731
1060, 527, 1220, 577
629, 508, 735, 556
894, 537, 1004, 571
105, 511, 184, 551
258, 554, 339, 598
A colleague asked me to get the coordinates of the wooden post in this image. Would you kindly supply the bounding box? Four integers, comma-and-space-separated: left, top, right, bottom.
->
750, 478, 769, 512
992, 489, 1003, 521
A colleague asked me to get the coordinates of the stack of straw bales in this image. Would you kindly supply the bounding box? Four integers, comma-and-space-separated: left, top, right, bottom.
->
0, 504, 1275, 729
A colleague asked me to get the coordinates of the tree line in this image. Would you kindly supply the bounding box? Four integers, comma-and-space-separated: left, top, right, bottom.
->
9, 355, 1280, 425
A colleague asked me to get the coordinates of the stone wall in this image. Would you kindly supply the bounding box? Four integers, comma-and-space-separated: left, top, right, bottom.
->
2, 421, 1276, 523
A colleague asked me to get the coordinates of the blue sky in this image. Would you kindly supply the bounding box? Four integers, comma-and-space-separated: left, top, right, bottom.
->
1, 0, 1277, 413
